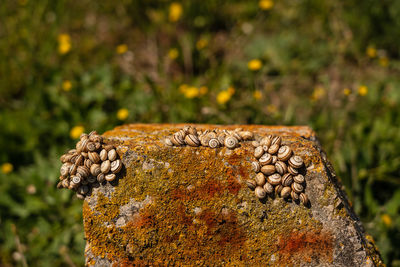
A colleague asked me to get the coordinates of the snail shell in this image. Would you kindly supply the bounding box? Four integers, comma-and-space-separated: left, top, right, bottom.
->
267, 173, 282, 186
101, 160, 111, 174
262, 145, 269, 152
95, 142, 101, 150
99, 149, 108, 161
165, 138, 173, 146
88, 152, 100, 164
97, 173, 105, 183
255, 186, 267, 199
60, 154, 68, 163
271, 155, 278, 164
91, 135, 103, 143
183, 125, 191, 134
275, 161, 287, 175
77, 166, 90, 178
261, 165, 275, 175
60, 163, 72, 177
251, 141, 260, 148
80, 139, 89, 152
224, 136, 238, 149
245, 179, 257, 190
267, 143, 280, 155
277, 146, 292, 161
260, 136, 272, 147
78, 185, 89, 195
288, 165, 299, 175
259, 153, 272, 165
255, 172, 266, 186
80, 133, 88, 140
207, 132, 217, 139
187, 127, 197, 136
71, 175, 81, 186
84, 158, 93, 169
208, 138, 220, 148
76, 140, 83, 153
185, 134, 200, 147
291, 191, 299, 201
108, 149, 117, 161
299, 193, 309, 206
291, 182, 304, 194
251, 161, 261, 172
90, 164, 101, 177
263, 182, 274, 194
293, 174, 305, 184
282, 173, 293, 187
81, 152, 88, 158
87, 142, 97, 152
281, 186, 291, 198
88, 130, 98, 137
288, 156, 303, 168
239, 131, 253, 140
69, 154, 79, 164
217, 133, 226, 145
103, 144, 114, 152
200, 135, 210, 147
231, 132, 243, 142
62, 179, 69, 188
275, 184, 283, 195
111, 159, 123, 174
271, 136, 282, 146
254, 146, 264, 159
56, 181, 64, 189
76, 193, 85, 200
172, 132, 185, 146
105, 173, 116, 182
69, 164, 78, 175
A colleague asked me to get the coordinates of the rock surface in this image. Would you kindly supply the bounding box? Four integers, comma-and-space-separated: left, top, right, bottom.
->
83, 124, 384, 266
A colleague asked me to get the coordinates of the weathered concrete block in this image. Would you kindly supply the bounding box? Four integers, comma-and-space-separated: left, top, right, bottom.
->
83, 124, 383, 266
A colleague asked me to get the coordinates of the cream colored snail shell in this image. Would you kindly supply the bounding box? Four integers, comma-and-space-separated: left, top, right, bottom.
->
288, 156, 303, 168
224, 136, 238, 149
267, 143, 280, 155
291, 182, 304, 194
267, 173, 281, 186
271, 155, 278, 164
299, 193, 309, 205
245, 179, 257, 190
275, 184, 283, 195
251, 161, 261, 172
90, 164, 101, 177
60, 163, 71, 177
260, 136, 272, 147
71, 175, 81, 186
84, 159, 93, 169
293, 174, 305, 184
99, 149, 108, 161
101, 160, 111, 174
231, 132, 242, 142
97, 173, 105, 183
271, 136, 282, 146
208, 138, 220, 148
165, 138, 173, 146
259, 153, 272, 166
88, 152, 100, 164
255, 172, 266, 186
103, 144, 114, 151
105, 173, 116, 182
239, 131, 253, 140
275, 161, 287, 175
251, 141, 260, 148
111, 159, 123, 173
217, 133, 226, 145
77, 166, 90, 178
254, 146, 264, 159
261, 165, 275, 175
108, 149, 117, 161
263, 182, 274, 194
185, 134, 200, 147
255, 186, 267, 199
69, 164, 78, 175
291, 191, 299, 201
288, 165, 299, 175
281, 186, 291, 198
87, 142, 97, 152
277, 146, 292, 161
282, 173, 293, 187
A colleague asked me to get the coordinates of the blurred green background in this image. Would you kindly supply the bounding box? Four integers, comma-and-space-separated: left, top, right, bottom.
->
1, 0, 400, 266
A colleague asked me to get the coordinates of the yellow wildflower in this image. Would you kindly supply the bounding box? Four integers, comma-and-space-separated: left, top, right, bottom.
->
168, 48, 179, 60
343, 88, 351, 96
311, 86, 326, 101
70, 125, 84, 139
62, 80, 72, 91
217, 91, 232, 105
381, 214, 392, 227
379, 57, 389, 67
358, 85, 368, 96
179, 84, 188, 93
117, 108, 129, 120
259, 0, 274, 10
1, 163, 13, 174
116, 44, 128, 54
58, 34, 71, 55
227, 87, 235, 95
196, 38, 208, 50
184, 87, 199, 98
266, 104, 277, 114
169, 2, 183, 22
366, 46, 377, 58
248, 59, 262, 71
199, 86, 208, 95
253, 90, 262, 100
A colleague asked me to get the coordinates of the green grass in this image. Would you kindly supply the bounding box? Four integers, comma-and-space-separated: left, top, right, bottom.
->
1, 0, 400, 266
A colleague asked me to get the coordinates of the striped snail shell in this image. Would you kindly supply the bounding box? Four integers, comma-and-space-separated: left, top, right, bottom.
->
84, 158, 93, 169
108, 149, 117, 161
56, 181, 64, 189
267, 173, 282, 186
259, 153, 272, 165
80, 133, 88, 140
231, 132, 243, 142
91, 135, 103, 143
275, 184, 283, 195
271, 136, 282, 146
62, 179, 70, 188
103, 144, 114, 151
238, 131, 253, 140
105, 173, 116, 182
255, 186, 267, 199
280, 186, 292, 198
111, 159, 123, 174
260, 136, 272, 147
71, 175, 81, 186
288, 156, 304, 168
99, 149, 108, 161
69, 154, 79, 164
277, 146, 292, 161
293, 174, 305, 184
299, 193, 309, 206
165, 137, 173, 146
87, 142, 97, 152
60, 163, 71, 177
224, 136, 238, 149
282, 173, 293, 187
245, 179, 257, 190
217, 133, 226, 145
251, 141, 260, 148
207, 131, 217, 139
263, 182, 274, 194
254, 146, 264, 159
255, 172, 266, 186
185, 134, 200, 147
81, 152, 88, 158
251, 161, 261, 172
267, 143, 280, 155
76, 140, 83, 153
208, 138, 220, 148
200, 135, 210, 147
77, 166, 90, 178
275, 161, 287, 175
182, 125, 191, 134
261, 165, 275, 175
90, 164, 101, 177
88, 130, 98, 137
80, 139, 90, 152
271, 155, 278, 164
101, 160, 111, 174
88, 152, 100, 164
69, 164, 78, 175
288, 165, 299, 175
291, 182, 304, 194
95, 142, 101, 151
172, 132, 185, 146
97, 173, 105, 183
291, 191, 299, 201
188, 126, 198, 136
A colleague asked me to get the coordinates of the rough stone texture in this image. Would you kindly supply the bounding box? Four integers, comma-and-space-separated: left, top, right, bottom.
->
83, 124, 384, 266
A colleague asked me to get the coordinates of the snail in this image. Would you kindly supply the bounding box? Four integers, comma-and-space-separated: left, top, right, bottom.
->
224, 136, 238, 149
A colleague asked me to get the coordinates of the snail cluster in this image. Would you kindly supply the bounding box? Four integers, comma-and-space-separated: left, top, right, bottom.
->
246, 135, 309, 206
164, 126, 254, 149
57, 131, 123, 200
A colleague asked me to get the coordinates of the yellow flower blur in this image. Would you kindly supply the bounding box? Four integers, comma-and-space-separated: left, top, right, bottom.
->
116, 44, 128, 54
70, 125, 85, 139
381, 214, 392, 227
358, 85, 368, 96
196, 38, 208, 50
379, 57, 389, 67
62, 80, 72, 91
217, 91, 231, 105
199, 86, 208, 95
1, 163, 13, 174
343, 88, 351, 96
248, 59, 262, 71
227, 87, 235, 95
168, 48, 179, 60
253, 90, 262, 100
169, 2, 183, 22
183, 87, 199, 98
311, 86, 326, 101
117, 108, 129, 120
366, 46, 377, 58
58, 34, 71, 55
259, 0, 274, 10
